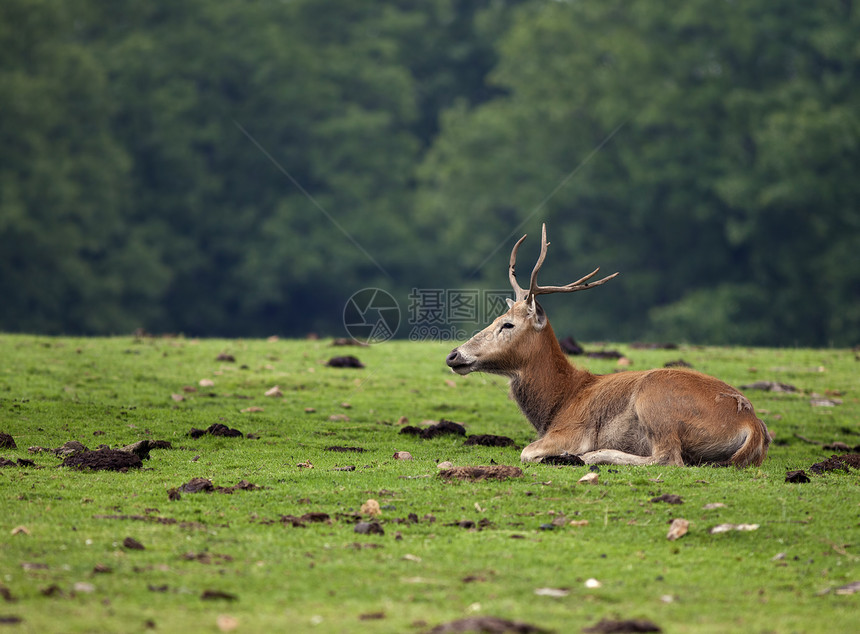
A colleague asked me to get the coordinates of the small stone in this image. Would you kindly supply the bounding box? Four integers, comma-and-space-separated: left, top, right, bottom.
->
360, 499, 381, 516
264, 386, 283, 398
584, 578, 602, 589
437, 461, 453, 469
578, 472, 599, 485
667, 518, 689, 541
199, 379, 215, 387
393, 451, 413, 460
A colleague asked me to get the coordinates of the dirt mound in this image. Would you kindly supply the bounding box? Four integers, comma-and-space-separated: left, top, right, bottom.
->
188, 423, 243, 438
583, 618, 662, 633
439, 465, 523, 481
430, 616, 548, 633
542, 453, 585, 466
62, 449, 142, 472
464, 435, 516, 448
120, 439, 172, 460
810, 453, 860, 474
559, 336, 584, 355
0, 432, 16, 449
325, 445, 366, 453
400, 419, 466, 439
169, 478, 261, 499
326, 355, 364, 368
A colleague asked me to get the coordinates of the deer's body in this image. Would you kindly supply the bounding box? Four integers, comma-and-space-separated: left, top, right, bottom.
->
446, 224, 769, 467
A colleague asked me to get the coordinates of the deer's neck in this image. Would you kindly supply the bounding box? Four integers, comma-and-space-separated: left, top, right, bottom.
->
509, 327, 593, 436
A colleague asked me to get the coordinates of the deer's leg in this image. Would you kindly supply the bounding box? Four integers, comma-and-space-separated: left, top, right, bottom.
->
520, 435, 583, 463
578, 448, 684, 466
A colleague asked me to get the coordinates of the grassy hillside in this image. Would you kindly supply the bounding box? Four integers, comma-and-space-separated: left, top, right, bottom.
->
0, 334, 857, 633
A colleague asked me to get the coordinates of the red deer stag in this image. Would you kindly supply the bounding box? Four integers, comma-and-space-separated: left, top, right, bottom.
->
446, 224, 770, 467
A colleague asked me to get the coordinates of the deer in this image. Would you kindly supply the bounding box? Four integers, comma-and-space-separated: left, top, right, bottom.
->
445, 224, 770, 467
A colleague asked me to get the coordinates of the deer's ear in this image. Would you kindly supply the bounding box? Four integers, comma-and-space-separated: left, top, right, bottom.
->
506, 298, 515, 309
527, 299, 547, 331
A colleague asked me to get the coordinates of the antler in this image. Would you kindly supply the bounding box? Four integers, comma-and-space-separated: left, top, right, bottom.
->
508, 223, 619, 304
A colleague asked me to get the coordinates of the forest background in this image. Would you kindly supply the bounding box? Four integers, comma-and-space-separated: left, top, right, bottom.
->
2, 0, 858, 346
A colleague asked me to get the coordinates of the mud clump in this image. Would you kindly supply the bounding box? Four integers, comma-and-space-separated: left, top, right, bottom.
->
188, 423, 243, 439
63, 449, 142, 472
439, 465, 523, 481
587, 350, 623, 359
354, 521, 384, 535
583, 618, 662, 633
809, 453, 860, 474
430, 616, 548, 633
325, 446, 366, 453
559, 336, 585, 355
785, 469, 811, 483
650, 494, 684, 505
326, 355, 365, 368
542, 453, 585, 466
0, 432, 16, 449
169, 478, 262, 499
464, 434, 517, 448
400, 419, 466, 439
120, 439, 172, 460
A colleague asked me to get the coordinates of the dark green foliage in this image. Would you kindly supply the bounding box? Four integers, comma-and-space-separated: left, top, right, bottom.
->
1, 1, 858, 344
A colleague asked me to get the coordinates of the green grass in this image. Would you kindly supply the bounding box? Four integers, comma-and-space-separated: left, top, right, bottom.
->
0, 334, 858, 633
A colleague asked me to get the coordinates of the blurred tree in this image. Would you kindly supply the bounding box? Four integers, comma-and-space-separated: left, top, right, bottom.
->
416, 0, 860, 345
0, 0, 169, 334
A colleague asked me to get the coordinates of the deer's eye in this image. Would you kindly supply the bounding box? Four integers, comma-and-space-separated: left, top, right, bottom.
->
500, 322, 515, 330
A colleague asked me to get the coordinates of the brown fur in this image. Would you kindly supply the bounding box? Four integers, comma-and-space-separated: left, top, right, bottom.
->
446, 301, 769, 467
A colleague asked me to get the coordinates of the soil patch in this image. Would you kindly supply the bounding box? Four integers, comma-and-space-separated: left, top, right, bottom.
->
542, 453, 585, 466
354, 521, 384, 535
332, 338, 367, 347
464, 435, 516, 448
430, 616, 548, 633
587, 350, 623, 359
326, 355, 365, 368
559, 336, 584, 355
0, 457, 37, 468
583, 618, 662, 633
0, 433, 16, 449
325, 445, 366, 453
650, 494, 684, 504
169, 478, 261, 499
664, 359, 692, 368
200, 589, 236, 601
120, 439, 173, 460
63, 449, 142, 472
123, 537, 146, 550
810, 453, 860, 474
400, 419, 466, 439
785, 470, 811, 483
188, 423, 243, 439
740, 380, 798, 393
630, 342, 678, 350
439, 466, 523, 481
279, 512, 331, 528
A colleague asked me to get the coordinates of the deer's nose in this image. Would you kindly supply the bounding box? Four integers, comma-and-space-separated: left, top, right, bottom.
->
446, 350, 461, 366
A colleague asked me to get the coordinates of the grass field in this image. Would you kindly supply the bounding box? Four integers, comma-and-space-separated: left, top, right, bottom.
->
0, 334, 858, 633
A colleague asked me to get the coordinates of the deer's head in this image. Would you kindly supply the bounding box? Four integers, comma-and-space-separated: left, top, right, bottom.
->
446, 224, 618, 377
